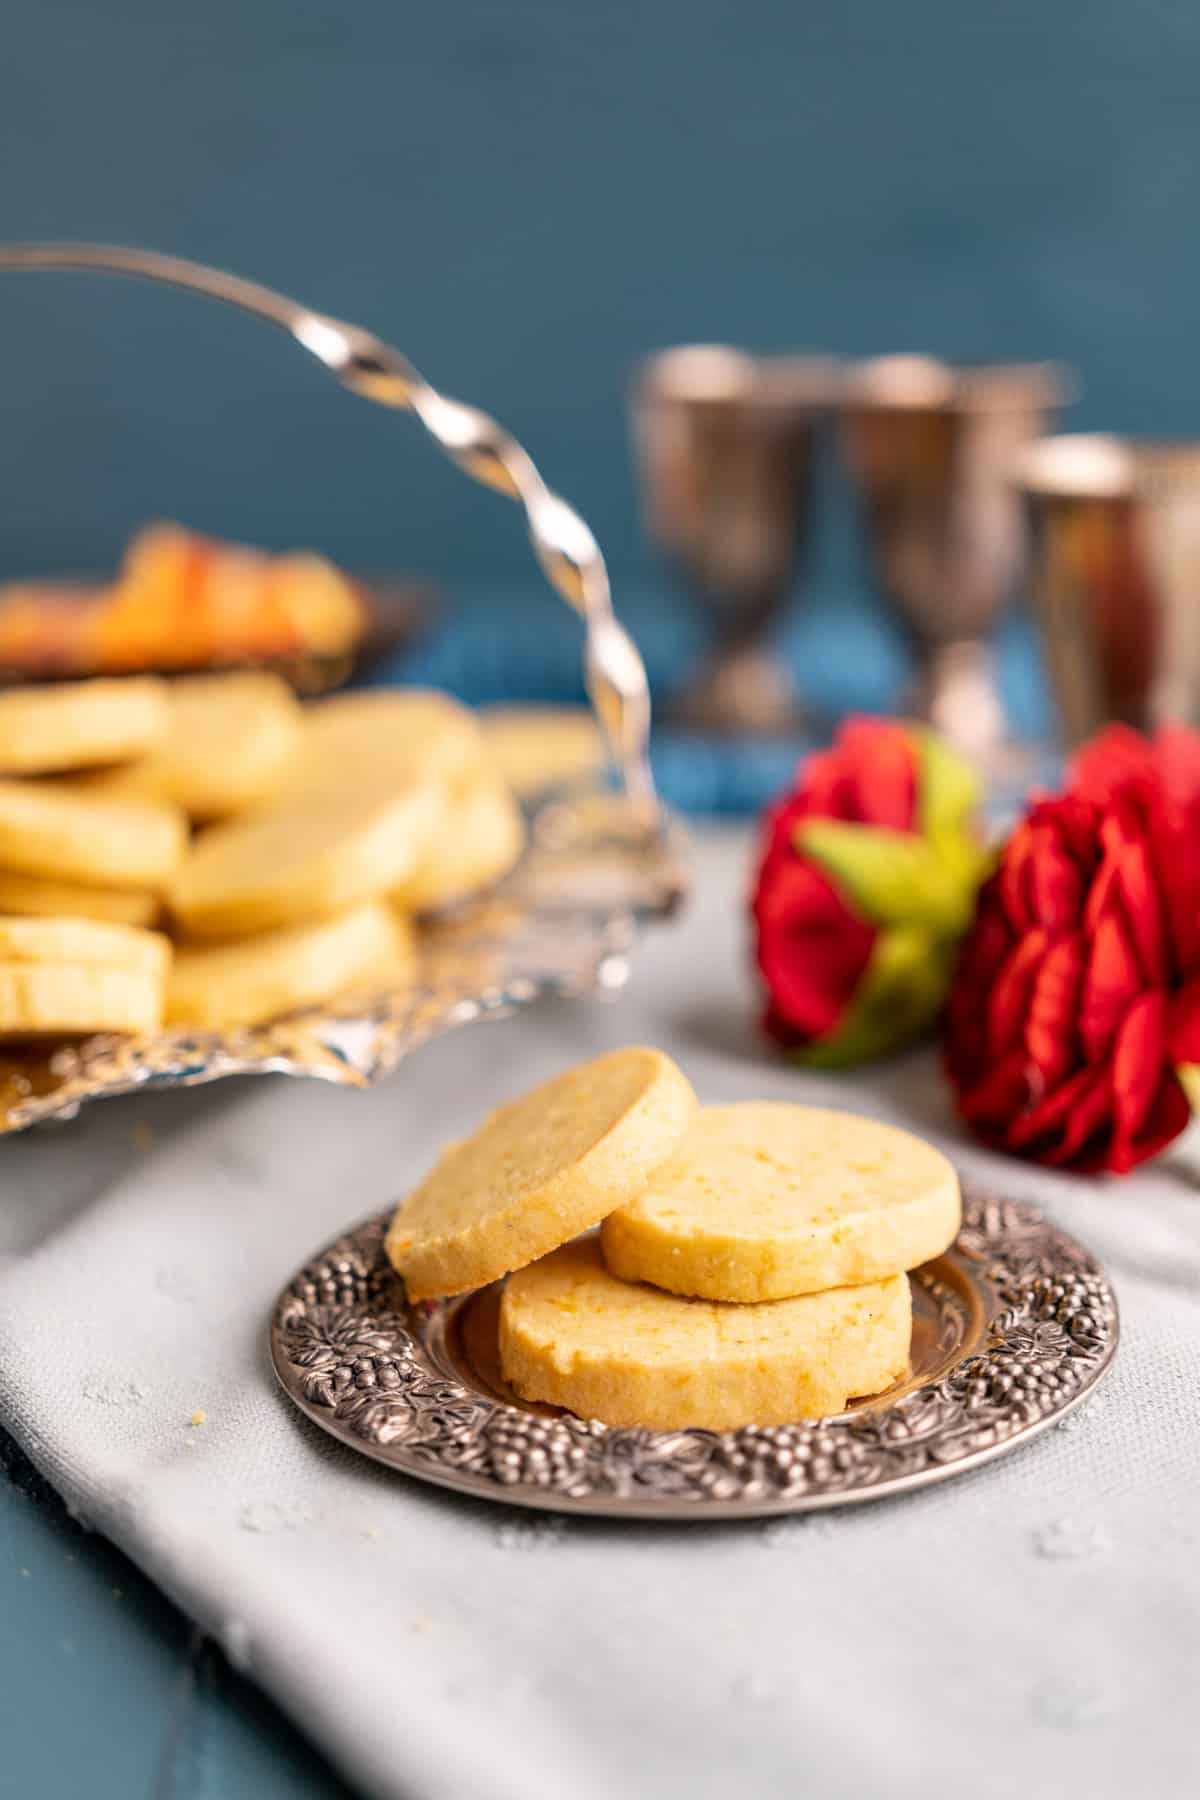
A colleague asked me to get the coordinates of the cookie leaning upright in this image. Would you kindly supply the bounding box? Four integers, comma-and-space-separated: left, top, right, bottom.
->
0, 677, 169, 773
0, 781, 187, 892
391, 777, 525, 915
287, 688, 487, 795
168, 758, 442, 939
166, 901, 413, 1028
385, 1047, 697, 1301
600, 1102, 961, 1302
168, 688, 479, 938
76, 671, 303, 819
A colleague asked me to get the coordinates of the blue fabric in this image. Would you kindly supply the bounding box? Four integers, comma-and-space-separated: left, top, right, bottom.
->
382, 582, 1054, 815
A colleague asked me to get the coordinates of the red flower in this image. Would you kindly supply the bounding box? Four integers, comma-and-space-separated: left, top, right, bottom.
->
946, 724, 1200, 1173
755, 844, 877, 1044
752, 718, 981, 1064
755, 719, 914, 1046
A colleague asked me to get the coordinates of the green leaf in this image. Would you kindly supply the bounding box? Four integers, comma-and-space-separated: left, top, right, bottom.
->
792, 924, 954, 1068
912, 727, 982, 841
793, 818, 979, 933
1177, 1064, 1200, 1113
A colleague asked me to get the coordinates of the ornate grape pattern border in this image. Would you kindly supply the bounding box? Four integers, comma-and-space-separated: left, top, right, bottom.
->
270, 1186, 1118, 1515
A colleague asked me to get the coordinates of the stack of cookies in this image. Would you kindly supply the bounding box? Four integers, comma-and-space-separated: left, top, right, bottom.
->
0, 916, 171, 1038
385, 1047, 962, 1430
164, 686, 523, 1026
0, 674, 600, 1042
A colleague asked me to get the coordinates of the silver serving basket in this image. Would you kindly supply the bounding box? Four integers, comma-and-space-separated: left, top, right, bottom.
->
0, 244, 685, 1134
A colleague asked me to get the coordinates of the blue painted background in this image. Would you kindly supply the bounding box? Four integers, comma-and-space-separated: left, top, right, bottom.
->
1, 0, 1197, 592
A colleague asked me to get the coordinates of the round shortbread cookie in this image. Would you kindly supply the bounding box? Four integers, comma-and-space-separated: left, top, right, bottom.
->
0, 915, 169, 977
288, 689, 486, 795
385, 1047, 697, 1301
601, 1103, 961, 1303
391, 779, 525, 914
169, 771, 441, 939
166, 901, 413, 1028
0, 962, 164, 1037
0, 678, 169, 774
500, 1238, 912, 1429
79, 672, 302, 818
0, 871, 158, 928
479, 706, 605, 796
0, 781, 188, 891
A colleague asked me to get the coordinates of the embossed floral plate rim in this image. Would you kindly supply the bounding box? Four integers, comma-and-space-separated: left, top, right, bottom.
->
269, 1182, 1119, 1520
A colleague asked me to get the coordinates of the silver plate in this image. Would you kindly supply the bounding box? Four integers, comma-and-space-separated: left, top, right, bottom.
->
270, 1184, 1118, 1519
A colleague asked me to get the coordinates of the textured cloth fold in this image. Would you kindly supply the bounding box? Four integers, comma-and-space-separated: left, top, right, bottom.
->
0, 833, 1197, 1799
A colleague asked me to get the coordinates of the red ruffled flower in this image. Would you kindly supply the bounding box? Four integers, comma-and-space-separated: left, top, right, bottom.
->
946, 724, 1200, 1173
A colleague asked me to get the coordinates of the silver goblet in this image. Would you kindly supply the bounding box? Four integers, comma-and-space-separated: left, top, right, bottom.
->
841, 355, 1072, 759
630, 345, 839, 735
1016, 433, 1200, 746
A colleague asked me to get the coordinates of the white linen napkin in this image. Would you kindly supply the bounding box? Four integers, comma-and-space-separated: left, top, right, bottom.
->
1, 833, 1197, 1799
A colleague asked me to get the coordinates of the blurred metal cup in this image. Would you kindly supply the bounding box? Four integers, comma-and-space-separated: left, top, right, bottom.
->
630, 344, 839, 734
1016, 434, 1200, 746
842, 355, 1072, 756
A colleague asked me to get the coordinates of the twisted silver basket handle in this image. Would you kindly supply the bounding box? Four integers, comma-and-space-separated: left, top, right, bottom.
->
0, 242, 658, 823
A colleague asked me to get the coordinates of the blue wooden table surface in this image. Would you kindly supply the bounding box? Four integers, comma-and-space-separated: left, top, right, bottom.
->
0, 1427, 352, 1798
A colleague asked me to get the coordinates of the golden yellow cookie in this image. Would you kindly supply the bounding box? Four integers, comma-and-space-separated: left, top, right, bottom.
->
0, 870, 159, 927
385, 1046, 697, 1301
0, 915, 169, 977
0, 677, 169, 774
166, 901, 413, 1028
78, 672, 302, 819
601, 1103, 961, 1303
169, 769, 442, 939
286, 689, 486, 796
0, 963, 164, 1037
0, 781, 188, 891
479, 706, 605, 796
500, 1238, 911, 1429
391, 778, 525, 914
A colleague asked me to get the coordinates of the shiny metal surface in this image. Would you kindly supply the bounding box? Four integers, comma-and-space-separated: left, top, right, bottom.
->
0, 242, 658, 825
271, 1186, 1117, 1519
631, 345, 840, 734
843, 355, 1071, 754
1017, 432, 1200, 745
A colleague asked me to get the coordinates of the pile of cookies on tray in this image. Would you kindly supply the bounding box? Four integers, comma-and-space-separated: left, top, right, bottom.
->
385, 1046, 962, 1430
0, 671, 601, 1041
